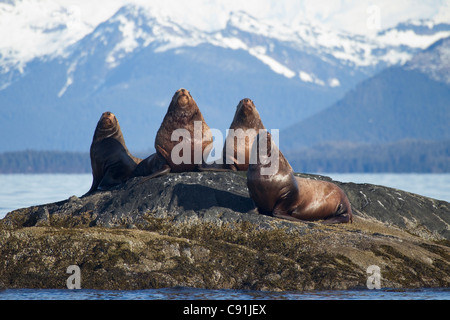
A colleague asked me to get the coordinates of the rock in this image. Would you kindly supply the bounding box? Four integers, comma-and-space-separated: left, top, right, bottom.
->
0, 171, 449, 290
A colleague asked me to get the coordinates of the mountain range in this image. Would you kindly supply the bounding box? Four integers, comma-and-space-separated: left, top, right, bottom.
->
0, 3, 449, 156
282, 36, 450, 150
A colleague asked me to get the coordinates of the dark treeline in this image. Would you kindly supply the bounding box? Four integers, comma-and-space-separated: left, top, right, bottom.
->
285, 139, 450, 173
0, 140, 449, 173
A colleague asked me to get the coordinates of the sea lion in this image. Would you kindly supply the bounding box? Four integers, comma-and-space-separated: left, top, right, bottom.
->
247, 132, 353, 224
200, 98, 265, 171
223, 98, 266, 170
133, 88, 213, 179
86, 111, 142, 195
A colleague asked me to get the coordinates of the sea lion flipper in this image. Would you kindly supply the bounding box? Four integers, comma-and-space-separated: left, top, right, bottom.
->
137, 165, 171, 185
321, 201, 353, 224
321, 214, 352, 224
198, 163, 235, 172
246, 207, 259, 215
133, 152, 168, 177
146, 166, 171, 179
97, 167, 123, 190
272, 207, 306, 222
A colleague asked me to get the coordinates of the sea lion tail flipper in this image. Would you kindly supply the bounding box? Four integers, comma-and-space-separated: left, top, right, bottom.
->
148, 166, 171, 179
321, 214, 351, 224
198, 163, 235, 172
272, 207, 307, 222
137, 166, 171, 185
340, 196, 353, 223
322, 201, 353, 224
97, 172, 121, 191
246, 207, 260, 215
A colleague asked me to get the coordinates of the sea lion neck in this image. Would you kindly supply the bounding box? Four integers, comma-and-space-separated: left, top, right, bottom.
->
235, 110, 263, 129
249, 133, 290, 175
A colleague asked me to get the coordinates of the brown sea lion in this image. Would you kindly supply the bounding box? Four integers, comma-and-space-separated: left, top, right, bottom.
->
133, 88, 213, 179
86, 111, 142, 195
200, 98, 265, 171
223, 98, 266, 170
247, 132, 353, 224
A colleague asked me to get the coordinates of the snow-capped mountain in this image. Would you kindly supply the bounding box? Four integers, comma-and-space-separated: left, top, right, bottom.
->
0, 3, 449, 152
282, 35, 450, 151
405, 36, 450, 85
3, 5, 449, 92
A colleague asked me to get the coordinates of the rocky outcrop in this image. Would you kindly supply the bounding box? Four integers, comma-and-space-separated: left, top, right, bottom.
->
0, 171, 449, 290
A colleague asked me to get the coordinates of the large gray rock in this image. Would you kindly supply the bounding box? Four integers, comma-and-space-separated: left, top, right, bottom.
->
0, 171, 449, 290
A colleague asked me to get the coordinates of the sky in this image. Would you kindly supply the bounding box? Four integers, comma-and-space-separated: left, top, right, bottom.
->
0, 0, 449, 69
136, 0, 450, 34
61, 0, 450, 33
2, 0, 450, 35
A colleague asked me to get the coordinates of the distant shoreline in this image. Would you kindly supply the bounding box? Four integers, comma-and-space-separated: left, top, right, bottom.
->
0, 139, 449, 174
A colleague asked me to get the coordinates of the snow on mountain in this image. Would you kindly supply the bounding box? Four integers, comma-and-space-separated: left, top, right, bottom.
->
1, 3, 450, 153
64, 8, 450, 98
0, 1, 91, 72
281, 31, 450, 151
377, 19, 450, 48
405, 36, 450, 85
2, 3, 450, 93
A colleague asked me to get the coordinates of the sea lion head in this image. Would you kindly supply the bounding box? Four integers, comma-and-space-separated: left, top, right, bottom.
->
230, 98, 264, 130
94, 111, 120, 141
172, 88, 193, 108
236, 98, 255, 116
98, 111, 117, 128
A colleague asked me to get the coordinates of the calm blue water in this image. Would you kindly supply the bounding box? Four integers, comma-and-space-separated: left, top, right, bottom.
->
0, 173, 449, 300
325, 173, 450, 202
0, 287, 449, 300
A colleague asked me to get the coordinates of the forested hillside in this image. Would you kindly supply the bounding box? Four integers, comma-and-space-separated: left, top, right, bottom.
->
1, 141, 448, 174
285, 139, 450, 173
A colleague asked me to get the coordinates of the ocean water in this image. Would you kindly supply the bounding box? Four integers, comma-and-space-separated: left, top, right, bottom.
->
0, 173, 92, 219
0, 287, 449, 300
0, 173, 449, 300
324, 173, 450, 202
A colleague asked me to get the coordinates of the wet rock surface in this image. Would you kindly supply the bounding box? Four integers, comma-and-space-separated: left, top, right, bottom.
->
0, 171, 449, 290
